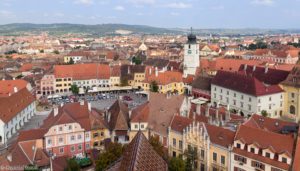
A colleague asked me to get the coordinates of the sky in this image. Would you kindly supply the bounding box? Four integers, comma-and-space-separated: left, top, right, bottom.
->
0, 0, 300, 29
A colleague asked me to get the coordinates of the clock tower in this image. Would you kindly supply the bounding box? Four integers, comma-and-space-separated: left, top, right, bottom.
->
183, 28, 199, 77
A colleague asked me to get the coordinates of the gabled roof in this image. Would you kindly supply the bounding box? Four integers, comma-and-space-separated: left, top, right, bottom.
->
212, 71, 283, 96
41, 102, 92, 131
243, 114, 296, 133
292, 137, 300, 171
170, 115, 193, 133
107, 131, 168, 171
235, 125, 294, 155
281, 60, 300, 87
54, 63, 110, 80
143, 71, 183, 85
0, 88, 35, 124
238, 65, 289, 85
108, 100, 129, 131
131, 102, 149, 123
120, 65, 146, 80
205, 123, 235, 148
147, 93, 184, 136
0, 79, 28, 97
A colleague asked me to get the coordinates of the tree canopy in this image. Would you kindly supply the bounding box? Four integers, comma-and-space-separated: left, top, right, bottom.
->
71, 84, 79, 94
169, 156, 186, 171
64, 158, 80, 171
150, 81, 159, 92
95, 142, 125, 171
149, 136, 168, 161
184, 145, 198, 171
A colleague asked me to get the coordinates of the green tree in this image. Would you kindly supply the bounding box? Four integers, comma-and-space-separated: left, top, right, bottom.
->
95, 142, 125, 171
132, 57, 142, 65
149, 136, 167, 161
68, 58, 75, 65
40, 49, 44, 53
150, 81, 159, 92
184, 145, 198, 171
120, 77, 129, 87
261, 110, 268, 117
53, 50, 60, 54
71, 84, 79, 94
64, 158, 80, 171
169, 156, 186, 171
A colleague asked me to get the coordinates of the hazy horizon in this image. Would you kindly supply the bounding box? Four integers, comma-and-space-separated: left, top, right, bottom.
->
0, 0, 300, 29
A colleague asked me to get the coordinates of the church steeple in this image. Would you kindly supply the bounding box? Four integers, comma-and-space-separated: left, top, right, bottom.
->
187, 27, 197, 44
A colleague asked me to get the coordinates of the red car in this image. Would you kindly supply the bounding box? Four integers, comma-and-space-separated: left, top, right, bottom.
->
123, 96, 129, 100
126, 98, 133, 101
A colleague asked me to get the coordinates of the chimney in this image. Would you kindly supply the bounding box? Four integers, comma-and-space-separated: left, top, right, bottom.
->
166, 92, 171, 99
80, 101, 84, 106
205, 105, 210, 117
215, 108, 219, 120
54, 107, 58, 116
60, 102, 63, 107
171, 66, 173, 71
265, 66, 268, 73
128, 66, 130, 74
244, 64, 247, 71
155, 67, 158, 77
7, 154, 12, 162
88, 102, 91, 112
129, 109, 132, 119
13, 87, 18, 93
9, 93, 11, 96
253, 65, 256, 71
149, 68, 152, 75
193, 112, 196, 120
225, 106, 231, 121
196, 104, 201, 115
13, 77, 15, 80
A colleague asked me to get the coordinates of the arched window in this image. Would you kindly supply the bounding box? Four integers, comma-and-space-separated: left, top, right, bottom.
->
290, 105, 295, 115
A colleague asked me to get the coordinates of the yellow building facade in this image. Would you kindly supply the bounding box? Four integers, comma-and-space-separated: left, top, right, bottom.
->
55, 77, 72, 93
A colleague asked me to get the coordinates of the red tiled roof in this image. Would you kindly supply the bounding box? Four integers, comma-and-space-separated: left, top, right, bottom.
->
212, 71, 283, 96
41, 102, 92, 131
143, 71, 183, 85
54, 63, 110, 80
0, 79, 28, 97
243, 114, 296, 133
19, 64, 33, 72
0, 88, 35, 123
292, 138, 300, 171
205, 123, 235, 148
235, 125, 294, 155
131, 102, 149, 123
170, 115, 193, 133
115, 131, 168, 171
106, 51, 117, 59
238, 65, 289, 85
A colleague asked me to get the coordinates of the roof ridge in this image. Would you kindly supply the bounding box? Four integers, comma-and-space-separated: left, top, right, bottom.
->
18, 142, 33, 165
128, 131, 142, 171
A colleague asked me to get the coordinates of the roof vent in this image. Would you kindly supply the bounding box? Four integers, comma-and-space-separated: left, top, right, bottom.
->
275, 122, 279, 127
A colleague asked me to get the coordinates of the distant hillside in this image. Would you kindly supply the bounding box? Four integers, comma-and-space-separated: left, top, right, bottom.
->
0, 23, 300, 37
0, 23, 181, 36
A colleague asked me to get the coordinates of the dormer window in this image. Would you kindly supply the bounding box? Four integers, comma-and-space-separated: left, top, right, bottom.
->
282, 157, 287, 163
250, 147, 255, 153
237, 143, 241, 149
265, 152, 270, 158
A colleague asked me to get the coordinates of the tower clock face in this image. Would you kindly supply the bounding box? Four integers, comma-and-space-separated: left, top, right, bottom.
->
188, 50, 192, 54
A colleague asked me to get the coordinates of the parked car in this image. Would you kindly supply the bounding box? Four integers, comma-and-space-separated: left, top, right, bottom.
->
98, 94, 103, 100
126, 98, 133, 101
123, 96, 129, 100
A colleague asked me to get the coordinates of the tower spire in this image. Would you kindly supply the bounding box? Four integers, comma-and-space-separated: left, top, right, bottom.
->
191, 27, 193, 34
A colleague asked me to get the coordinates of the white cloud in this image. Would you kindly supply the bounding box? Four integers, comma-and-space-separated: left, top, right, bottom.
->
0, 10, 16, 19
137, 12, 144, 16
170, 12, 180, 16
126, 0, 155, 4
114, 6, 125, 11
43, 13, 49, 17
251, 0, 274, 6
73, 0, 94, 5
54, 12, 64, 17
165, 2, 192, 8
